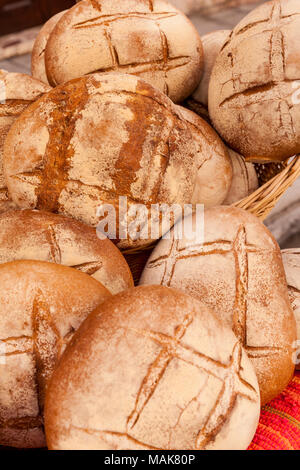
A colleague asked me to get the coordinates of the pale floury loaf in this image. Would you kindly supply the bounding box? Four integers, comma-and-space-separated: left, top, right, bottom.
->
0, 71, 51, 213
209, 0, 300, 162
44, 0, 203, 103
0, 210, 133, 295
223, 149, 258, 205
140, 207, 296, 404
45, 286, 260, 450
281, 248, 300, 370
0, 260, 111, 448
175, 105, 232, 206
3, 73, 231, 248
191, 30, 231, 107
31, 11, 66, 85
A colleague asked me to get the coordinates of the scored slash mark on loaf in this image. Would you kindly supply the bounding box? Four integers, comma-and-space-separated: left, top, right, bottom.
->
122, 319, 257, 449
0, 291, 75, 431
72, 10, 190, 95
220, 1, 296, 140
147, 225, 285, 359
44, 224, 103, 275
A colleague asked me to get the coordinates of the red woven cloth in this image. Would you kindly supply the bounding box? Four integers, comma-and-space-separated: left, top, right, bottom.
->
248, 372, 300, 450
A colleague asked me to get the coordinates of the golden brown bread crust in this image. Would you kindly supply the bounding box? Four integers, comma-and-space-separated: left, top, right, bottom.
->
31, 11, 67, 85
140, 207, 296, 404
45, 285, 260, 450
208, 0, 300, 162
3, 73, 222, 248
0, 210, 133, 294
44, 0, 203, 102
0, 260, 111, 449
0, 71, 51, 213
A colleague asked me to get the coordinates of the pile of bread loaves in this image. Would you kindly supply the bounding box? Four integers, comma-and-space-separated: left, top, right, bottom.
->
0, 0, 299, 451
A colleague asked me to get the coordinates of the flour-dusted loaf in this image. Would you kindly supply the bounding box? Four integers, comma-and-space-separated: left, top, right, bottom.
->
31, 12, 66, 85
209, 0, 300, 162
0, 210, 133, 294
175, 105, 232, 206
0, 71, 51, 213
44, 0, 203, 103
191, 30, 231, 107
281, 248, 300, 369
3, 73, 226, 248
45, 285, 260, 450
223, 149, 258, 205
140, 207, 296, 404
0, 260, 111, 448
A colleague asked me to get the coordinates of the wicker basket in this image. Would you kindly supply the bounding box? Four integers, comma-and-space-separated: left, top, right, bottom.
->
123, 155, 300, 284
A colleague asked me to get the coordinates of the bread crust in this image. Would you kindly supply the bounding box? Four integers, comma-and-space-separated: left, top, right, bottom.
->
209, 0, 300, 162
0, 71, 51, 214
0, 209, 133, 294
192, 30, 231, 107
0, 260, 111, 448
31, 11, 67, 85
3, 73, 226, 248
140, 207, 296, 404
281, 248, 300, 369
44, 0, 203, 102
223, 149, 258, 205
44, 285, 260, 450
176, 105, 232, 206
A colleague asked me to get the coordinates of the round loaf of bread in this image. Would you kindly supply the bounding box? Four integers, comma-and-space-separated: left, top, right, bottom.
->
208, 0, 300, 162
31, 11, 66, 85
0, 260, 111, 448
3, 73, 226, 248
175, 105, 232, 206
192, 30, 231, 107
45, 285, 260, 450
140, 207, 296, 405
0, 210, 133, 294
223, 149, 258, 205
44, 0, 203, 102
0, 71, 51, 214
281, 248, 300, 369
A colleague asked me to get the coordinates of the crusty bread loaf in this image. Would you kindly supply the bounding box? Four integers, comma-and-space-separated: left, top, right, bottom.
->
3, 73, 229, 248
140, 207, 296, 404
44, 0, 203, 103
209, 0, 300, 162
31, 11, 66, 85
192, 30, 231, 107
281, 248, 300, 369
175, 105, 232, 206
45, 285, 260, 450
0, 260, 111, 448
0, 71, 51, 214
0, 210, 133, 294
223, 149, 258, 205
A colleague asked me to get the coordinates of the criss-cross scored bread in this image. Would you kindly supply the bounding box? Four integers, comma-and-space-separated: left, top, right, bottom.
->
31, 11, 66, 85
3, 73, 231, 248
209, 0, 300, 162
0, 260, 111, 448
140, 207, 296, 405
44, 285, 260, 450
0, 71, 51, 213
43, 0, 203, 103
281, 248, 300, 369
0, 210, 133, 294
